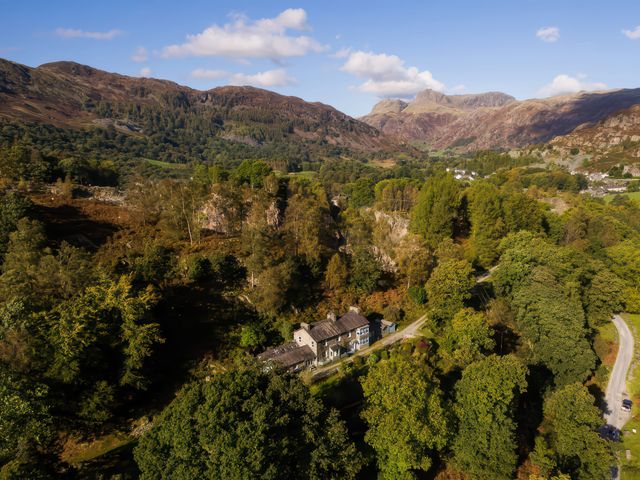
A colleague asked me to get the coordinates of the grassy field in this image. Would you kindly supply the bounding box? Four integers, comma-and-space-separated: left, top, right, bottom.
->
62, 432, 134, 465
287, 171, 317, 180
604, 191, 640, 204
619, 313, 640, 479
145, 158, 188, 170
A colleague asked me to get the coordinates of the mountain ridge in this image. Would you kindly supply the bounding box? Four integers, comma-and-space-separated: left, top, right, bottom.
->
361, 87, 640, 151
0, 58, 397, 158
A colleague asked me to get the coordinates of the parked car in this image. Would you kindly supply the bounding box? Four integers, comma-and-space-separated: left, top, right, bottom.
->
610, 428, 621, 442
622, 399, 633, 412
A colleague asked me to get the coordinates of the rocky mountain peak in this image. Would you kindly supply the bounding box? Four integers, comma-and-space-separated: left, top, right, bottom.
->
370, 99, 409, 115
406, 89, 515, 113
37, 61, 103, 78
361, 86, 640, 150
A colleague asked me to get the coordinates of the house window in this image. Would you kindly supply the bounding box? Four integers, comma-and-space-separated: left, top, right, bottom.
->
311, 342, 315, 347
298, 336, 301, 342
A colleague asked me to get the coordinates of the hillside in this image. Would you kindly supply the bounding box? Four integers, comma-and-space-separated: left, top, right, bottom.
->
550, 104, 640, 161
361, 88, 640, 151
0, 58, 397, 169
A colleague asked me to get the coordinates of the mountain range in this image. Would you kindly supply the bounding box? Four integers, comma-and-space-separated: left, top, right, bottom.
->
1, 57, 640, 163
0, 58, 393, 161
361, 88, 640, 151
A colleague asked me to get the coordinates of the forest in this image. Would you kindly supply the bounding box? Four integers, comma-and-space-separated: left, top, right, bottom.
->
0, 139, 638, 480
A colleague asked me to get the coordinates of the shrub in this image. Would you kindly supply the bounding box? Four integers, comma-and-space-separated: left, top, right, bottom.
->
408, 286, 427, 305
186, 255, 213, 282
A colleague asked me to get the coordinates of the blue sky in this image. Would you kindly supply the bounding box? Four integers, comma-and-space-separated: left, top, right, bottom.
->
1, 0, 639, 116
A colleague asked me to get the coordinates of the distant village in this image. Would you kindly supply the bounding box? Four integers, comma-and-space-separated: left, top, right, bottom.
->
575, 165, 640, 197
446, 165, 639, 198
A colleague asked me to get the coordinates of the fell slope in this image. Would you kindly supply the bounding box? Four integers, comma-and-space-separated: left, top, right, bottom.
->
551, 104, 640, 160
0, 58, 393, 156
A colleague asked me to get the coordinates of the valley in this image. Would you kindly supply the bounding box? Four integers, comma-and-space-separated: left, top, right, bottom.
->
1, 52, 640, 480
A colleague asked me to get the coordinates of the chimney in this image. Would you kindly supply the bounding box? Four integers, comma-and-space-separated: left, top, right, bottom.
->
327, 312, 337, 322
300, 322, 310, 331
349, 306, 360, 314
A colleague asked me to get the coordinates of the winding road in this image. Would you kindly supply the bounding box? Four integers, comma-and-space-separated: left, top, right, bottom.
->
605, 314, 635, 431
604, 314, 635, 480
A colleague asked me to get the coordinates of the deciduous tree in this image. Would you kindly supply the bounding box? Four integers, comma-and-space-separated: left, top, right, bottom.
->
531, 383, 612, 480
425, 259, 475, 323
441, 308, 495, 368
410, 174, 460, 248
360, 355, 449, 479
134, 366, 363, 480
452, 355, 528, 480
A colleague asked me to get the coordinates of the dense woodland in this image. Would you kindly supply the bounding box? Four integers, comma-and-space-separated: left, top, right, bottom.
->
0, 132, 638, 479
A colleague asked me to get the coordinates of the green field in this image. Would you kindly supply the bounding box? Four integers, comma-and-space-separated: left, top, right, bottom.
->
145, 158, 188, 170
619, 314, 640, 480
63, 432, 134, 465
287, 171, 317, 180
604, 191, 640, 204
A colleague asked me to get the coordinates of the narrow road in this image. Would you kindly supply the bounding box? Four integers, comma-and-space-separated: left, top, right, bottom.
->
604, 314, 635, 480
605, 314, 635, 430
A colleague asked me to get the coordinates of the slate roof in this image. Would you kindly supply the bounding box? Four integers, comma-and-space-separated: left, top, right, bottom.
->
307, 311, 369, 342
258, 342, 315, 369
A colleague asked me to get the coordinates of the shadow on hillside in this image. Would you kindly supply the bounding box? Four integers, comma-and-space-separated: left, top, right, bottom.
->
33, 202, 119, 250
527, 88, 640, 144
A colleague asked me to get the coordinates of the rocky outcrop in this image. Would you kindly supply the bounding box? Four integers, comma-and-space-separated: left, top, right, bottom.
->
373, 210, 409, 243
403, 90, 515, 113
200, 192, 242, 235
551, 104, 640, 159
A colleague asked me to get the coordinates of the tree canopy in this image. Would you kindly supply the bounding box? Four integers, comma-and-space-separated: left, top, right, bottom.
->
452, 355, 528, 480
360, 354, 449, 479
134, 366, 363, 480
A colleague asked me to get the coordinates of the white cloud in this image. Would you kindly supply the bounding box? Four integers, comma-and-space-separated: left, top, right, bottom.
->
131, 47, 148, 62
450, 84, 467, 94
330, 47, 351, 59
138, 67, 152, 77
229, 68, 295, 87
161, 8, 325, 59
536, 26, 560, 43
623, 25, 640, 39
192, 68, 230, 80
538, 74, 607, 97
341, 50, 444, 98
191, 68, 295, 87
55, 28, 122, 40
